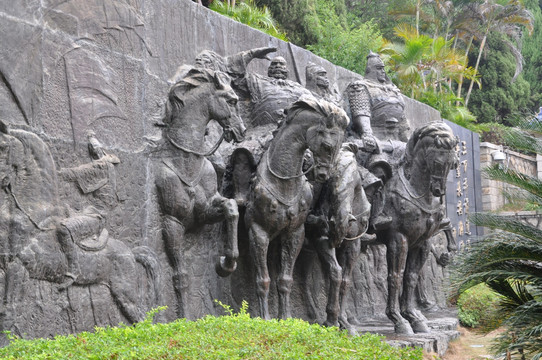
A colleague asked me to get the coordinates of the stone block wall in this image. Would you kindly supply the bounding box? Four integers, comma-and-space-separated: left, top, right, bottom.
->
480, 142, 537, 212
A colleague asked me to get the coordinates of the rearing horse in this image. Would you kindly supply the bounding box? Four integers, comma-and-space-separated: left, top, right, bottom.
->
245, 96, 348, 320
377, 121, 458, 334
154, 67, 246, 318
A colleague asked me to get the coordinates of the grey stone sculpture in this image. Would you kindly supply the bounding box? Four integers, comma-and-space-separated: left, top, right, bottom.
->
153, 67, 246, 318
374, 121, 458, 334
305, 62, 341, 105
301, 143, 374, 335
0, 123, 161, 333
244, 96, 349, 320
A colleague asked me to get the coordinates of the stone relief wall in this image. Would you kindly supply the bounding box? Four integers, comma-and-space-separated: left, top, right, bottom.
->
0, 0, 477, 342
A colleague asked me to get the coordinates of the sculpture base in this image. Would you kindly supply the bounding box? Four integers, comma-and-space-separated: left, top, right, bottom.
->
354, 311, 459, 356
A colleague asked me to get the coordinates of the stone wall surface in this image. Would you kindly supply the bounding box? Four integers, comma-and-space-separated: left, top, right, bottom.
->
0, 0, 471, 342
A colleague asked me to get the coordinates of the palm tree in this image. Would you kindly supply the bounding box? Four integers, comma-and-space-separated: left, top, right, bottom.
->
464, 0, 534, 106
380, 23, 479, 100
452, 118, 542, 359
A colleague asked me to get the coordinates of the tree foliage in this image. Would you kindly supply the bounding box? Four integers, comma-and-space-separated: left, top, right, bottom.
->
467, 34, 532, 124
522, 0, 542, 109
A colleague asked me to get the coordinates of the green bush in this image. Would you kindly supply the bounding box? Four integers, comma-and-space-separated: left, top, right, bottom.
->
0, 302, 422, 359
457, 283, 502, 329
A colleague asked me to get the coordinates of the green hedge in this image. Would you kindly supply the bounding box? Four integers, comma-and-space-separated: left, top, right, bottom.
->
0, 303, 422, 359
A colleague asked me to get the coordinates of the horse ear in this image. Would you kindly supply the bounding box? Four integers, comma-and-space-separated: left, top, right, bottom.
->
169, 85, 186, 107
0, 119, 9, 134
213, 71, 230, 90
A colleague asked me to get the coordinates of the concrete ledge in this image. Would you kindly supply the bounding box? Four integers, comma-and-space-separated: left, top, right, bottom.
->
355, 315, 459, 356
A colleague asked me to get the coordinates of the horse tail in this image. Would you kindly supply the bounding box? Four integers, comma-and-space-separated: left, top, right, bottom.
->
132, 246, 163, 312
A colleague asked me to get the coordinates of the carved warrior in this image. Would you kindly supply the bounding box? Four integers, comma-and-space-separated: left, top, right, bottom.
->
0, 123, 161, 326
347, 51, 409, 144
154, 67, 246, 318
305, 62, 341, 105
245, 96, 349, 320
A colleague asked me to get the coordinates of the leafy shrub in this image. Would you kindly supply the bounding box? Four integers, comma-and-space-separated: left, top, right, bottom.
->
210, 0, 288, 41
0, 302, 423, 359
457, 283, 502, 329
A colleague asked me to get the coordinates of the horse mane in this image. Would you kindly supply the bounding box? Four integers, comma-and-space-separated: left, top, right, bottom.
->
404, 121, 457, 167
161, 67, 231, 126
284, 95, 349, 130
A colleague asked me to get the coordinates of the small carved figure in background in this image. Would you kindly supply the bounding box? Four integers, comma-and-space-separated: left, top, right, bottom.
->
305, 62, 341, 105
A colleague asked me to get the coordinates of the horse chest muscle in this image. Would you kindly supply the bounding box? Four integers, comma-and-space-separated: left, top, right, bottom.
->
393, 196, 444, 241
249, 180, 311, 234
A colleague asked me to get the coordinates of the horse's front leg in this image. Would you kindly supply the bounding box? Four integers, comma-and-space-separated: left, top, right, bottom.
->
162, 215, 190, 319
277, 225, 305, 319
204, 195, 239, 277
313, 236, 342, 328
248, 221, 271, 320
385, 230, 413, 334
401, 242, 431, 333
337, 238, 362, 335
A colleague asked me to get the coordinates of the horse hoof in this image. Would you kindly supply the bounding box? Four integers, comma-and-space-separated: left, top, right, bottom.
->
215, 256, 237, 277
339, 319, 358, 336
394, 321, 414, 335
411, 319, 430, 333
323, 320, 339, 328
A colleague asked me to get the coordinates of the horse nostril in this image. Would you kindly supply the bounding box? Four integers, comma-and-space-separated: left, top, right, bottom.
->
322, 141, 333, 152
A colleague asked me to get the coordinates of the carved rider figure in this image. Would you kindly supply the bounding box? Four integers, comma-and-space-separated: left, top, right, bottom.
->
57, 132, 120, 289
345, 52, 412, 230
347, 51, 409, 145
305, 62, 341, 105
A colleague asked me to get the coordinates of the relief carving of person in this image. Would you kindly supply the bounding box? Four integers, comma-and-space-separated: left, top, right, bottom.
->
305, 62, 341, 105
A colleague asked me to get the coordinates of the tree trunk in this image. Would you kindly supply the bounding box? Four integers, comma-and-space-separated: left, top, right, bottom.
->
456, 35, 474, 105
465, 33, 487, 106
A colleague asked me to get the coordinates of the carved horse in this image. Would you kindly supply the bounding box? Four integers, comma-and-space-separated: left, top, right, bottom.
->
377, 121, 458, 334
0, 126, 162, 325
245, 97, 348, 320
154, 68, 246, 318
301, 143, 373, 335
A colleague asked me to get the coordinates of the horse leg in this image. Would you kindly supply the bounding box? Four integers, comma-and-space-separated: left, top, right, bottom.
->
248, 222, 271, 320
108, 253, 145, 324
401, 243, 431, 333
313, 236, 342, 328
162, 216, 189, 319
385, 231, 413, 334
337, 239, 362, 335
204, 196, 239, 277
277, 226, 305, 320
296, 244, 319, 322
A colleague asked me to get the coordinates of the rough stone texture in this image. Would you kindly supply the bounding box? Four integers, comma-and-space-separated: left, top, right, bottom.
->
0, 0, 477, 348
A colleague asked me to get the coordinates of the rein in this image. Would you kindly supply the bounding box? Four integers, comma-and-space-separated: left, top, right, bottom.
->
395, 167, 441, 215
266, 150, 315, 180
343, 209, 371, 241
398, 166, 428, 199
166, 130, 225, 157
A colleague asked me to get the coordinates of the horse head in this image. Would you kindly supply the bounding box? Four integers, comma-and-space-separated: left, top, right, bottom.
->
405, 122, 459, 197
288, 97, 349, 183
164, 68, 246, 145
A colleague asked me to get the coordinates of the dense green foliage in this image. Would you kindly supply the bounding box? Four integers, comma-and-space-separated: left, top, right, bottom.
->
522, 0, 542, 109
467, 35, 533, 124
210, 0, 288, 40
0, 304, 423, 359
452, 119, 542, 358
457, 283, 502, 328
209, 0, 542, 129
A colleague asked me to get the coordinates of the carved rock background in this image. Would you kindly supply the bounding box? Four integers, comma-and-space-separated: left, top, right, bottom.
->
0, 0, 479, 342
